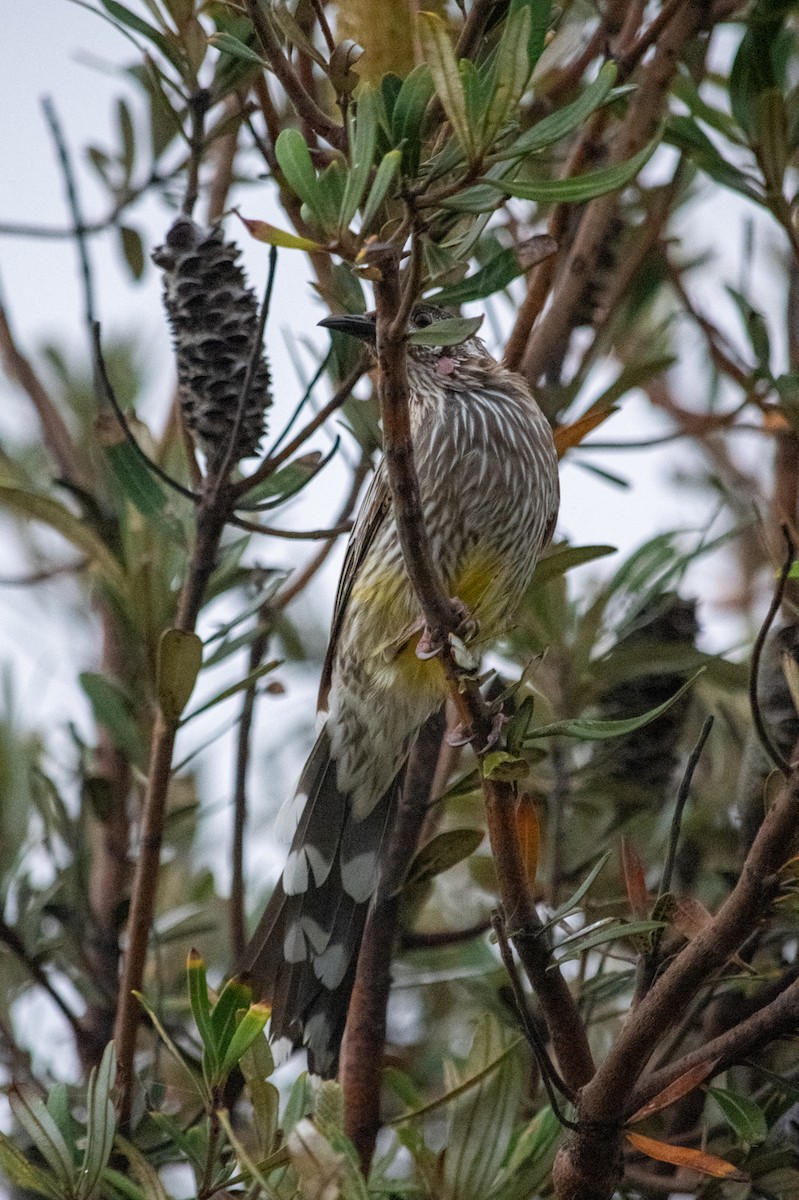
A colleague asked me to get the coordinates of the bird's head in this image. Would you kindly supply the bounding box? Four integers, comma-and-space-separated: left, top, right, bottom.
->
318, 303, 488, 379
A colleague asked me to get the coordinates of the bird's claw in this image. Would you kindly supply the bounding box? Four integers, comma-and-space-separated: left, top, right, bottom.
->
445, 710, 508, 750
415, 597, 479, 661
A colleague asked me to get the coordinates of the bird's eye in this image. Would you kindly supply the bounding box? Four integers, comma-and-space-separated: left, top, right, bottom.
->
414, 310, 433, 328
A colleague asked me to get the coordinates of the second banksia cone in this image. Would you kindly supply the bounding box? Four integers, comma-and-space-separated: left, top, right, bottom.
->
153, 217, 271, 468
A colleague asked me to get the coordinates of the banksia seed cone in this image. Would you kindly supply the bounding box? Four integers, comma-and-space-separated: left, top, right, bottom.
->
153, 217, 271, 466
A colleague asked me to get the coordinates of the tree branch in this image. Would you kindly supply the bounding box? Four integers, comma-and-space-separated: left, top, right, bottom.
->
341, 708, 446, 1172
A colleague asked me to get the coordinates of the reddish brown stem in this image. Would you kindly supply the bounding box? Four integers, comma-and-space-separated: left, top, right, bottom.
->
341, 709, 446, 1172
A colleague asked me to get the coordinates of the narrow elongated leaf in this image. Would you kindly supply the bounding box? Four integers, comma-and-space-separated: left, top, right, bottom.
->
187, 950, 219, 1078
240, 1035, 279, 1155
0, 487, 127, 598
210, 978, 254, 1056
526, 672, 701, 742
708, 1087, 768, 1145
532, 543, 616, 584
79, 672, 143, 762
275, 129, 324, 225
407, 315, 483, 346
0, 1133, 62, 1200
545, 851, 611, 927
392, 65, 435, 173
555, 918, 664, 962
509, 0, 551, 73
77, 1043, 116, 1200
100, 432, 167, 518
432, 247, 525, 306
443, 1016, 526, 1200
180, 659, 280, 723
406, 828, 484, 888
157, 629, 203, 725
360, 149, 402, 231
114, 1135, 170, 1200
9, 1089, 75, 1188
628, 1060, 719, 1123
554, 406, 617, 457
133, 992, 206, 1102
340, 86, 379, 229
496, 139, 656, 203
209, 30, 266, 65
482, 6, 533, 144
220, 1005, 271, 1075
625, 1132, 747, 1181
240, 216, 325, 252
100, 0, 175, 60
418, 13, 473, 157
507, 62, 618, 157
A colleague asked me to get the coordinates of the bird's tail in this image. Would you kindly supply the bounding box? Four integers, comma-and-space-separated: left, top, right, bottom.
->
239, 724, 401, 1076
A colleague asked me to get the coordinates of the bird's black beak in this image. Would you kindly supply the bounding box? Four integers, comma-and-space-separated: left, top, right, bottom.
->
318, 313, 377, 344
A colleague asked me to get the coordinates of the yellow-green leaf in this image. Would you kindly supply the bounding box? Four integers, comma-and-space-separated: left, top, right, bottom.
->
157, 629, 203, 725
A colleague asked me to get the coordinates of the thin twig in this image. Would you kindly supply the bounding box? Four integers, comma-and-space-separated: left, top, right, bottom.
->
493, 912, 579, 1125
182, 90, 210, 219
341, 709, 447, 1172
660, 716, 715, 900
41, 97, 95, 328
400, 918, 492, 950
233, 361, 365, 500
749, 526, 795, 777
93, 324, 199, 503
244, 0, 345, 150
229, 516, 353, 539
0, 302, 84, 486
0, 917, 84, 1042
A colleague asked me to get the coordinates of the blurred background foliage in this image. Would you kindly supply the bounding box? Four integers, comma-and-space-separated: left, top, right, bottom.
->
3, 0, 799, 1197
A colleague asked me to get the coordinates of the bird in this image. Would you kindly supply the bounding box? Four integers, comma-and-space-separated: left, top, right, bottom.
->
240, 303, 560, 1076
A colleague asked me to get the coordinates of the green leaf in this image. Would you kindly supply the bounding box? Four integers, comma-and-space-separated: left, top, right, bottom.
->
119, 225, 145, 279
727, 286, 771, 371
443, 1016, 525, 1200
157, 629, 203, 725
187, 950, 219, 1079
282, 1072, 313, 1134
483, 750, 530, 781
99, 0, 176, 62
545, 852, 612, 928
79, 672, 143, 762
240, 216, 325, 252
270, 1, 326, 67
506, 62, 618, 157
418, 13, 473, 158
555, 918, 665, 962
102, 437, 167, 518
210, 978, 254, 1057
340, 85, 379, 230
77, 1042, 116, 1200
219, 1004, 270, 1075
360, 149, 402, 232
0, 1132, 62, 1200
708, 1087, 768, 1145
407, 315, 484, 347
493, 138, 657, 203
432, 248, 522, 306
275, 129, 324, 226
0, 486, 127, 600
406, 828, 484, 889
9, 1088, 75, 1189
526, 672, 701, 742
240, 1036, 278, 1155
114, 1135, 170, 1200
532, 543, 616, 585
481, 6, 533, 145
509, 0, 551, 74
665, 115, 763, 202
392, 65, 435, 174
314, 1081, 346, 1139
180, 659, 280, 723
132, 992, 206, 1103
208, 30, 266, 66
